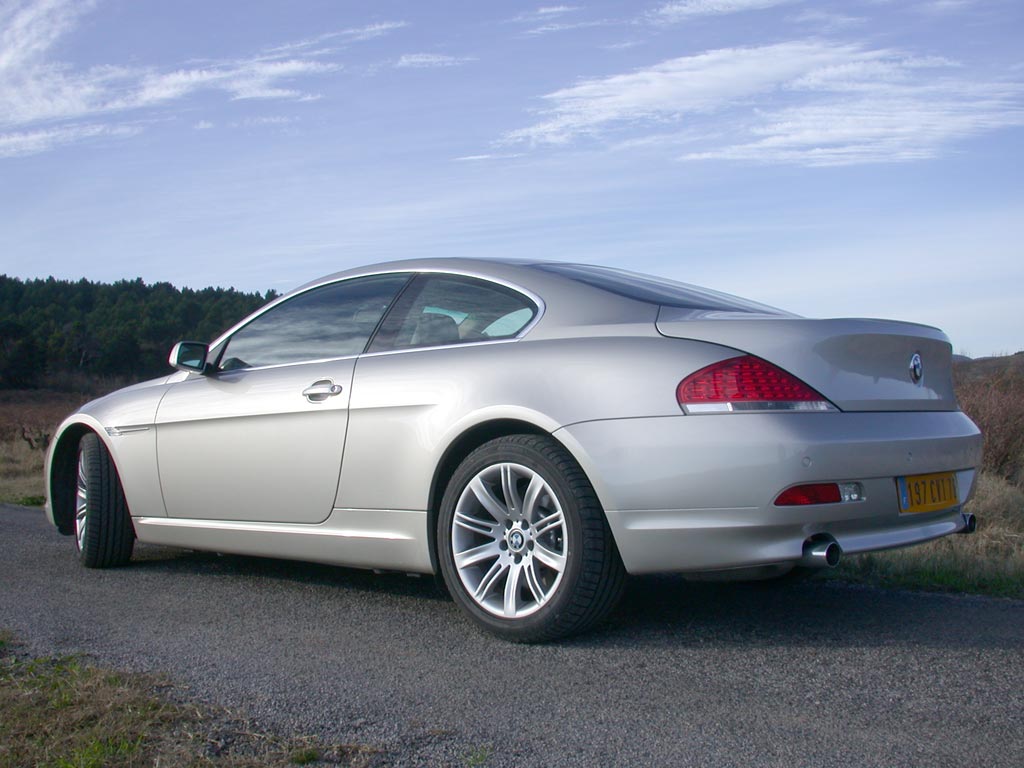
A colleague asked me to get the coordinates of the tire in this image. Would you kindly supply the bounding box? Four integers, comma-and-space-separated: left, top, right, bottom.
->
75, 433, 135, 568
437, 435, 625, 642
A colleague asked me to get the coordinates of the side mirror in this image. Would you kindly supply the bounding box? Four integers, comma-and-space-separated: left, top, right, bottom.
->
169, 341, 209, 373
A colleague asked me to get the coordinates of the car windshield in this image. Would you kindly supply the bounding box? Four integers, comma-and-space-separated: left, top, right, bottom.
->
534, 262, 790, 315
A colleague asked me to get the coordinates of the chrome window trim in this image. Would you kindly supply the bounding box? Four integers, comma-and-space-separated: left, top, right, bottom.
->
359, 336, 524, 360
207, 353, 363, 376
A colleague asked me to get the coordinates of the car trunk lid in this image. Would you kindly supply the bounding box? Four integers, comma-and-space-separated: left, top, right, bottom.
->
656, 308, 957, 412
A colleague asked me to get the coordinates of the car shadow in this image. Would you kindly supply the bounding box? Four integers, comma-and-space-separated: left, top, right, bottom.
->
587, 573, 1022, 652
125, 543, 1022, 652
126, 542, 450, 602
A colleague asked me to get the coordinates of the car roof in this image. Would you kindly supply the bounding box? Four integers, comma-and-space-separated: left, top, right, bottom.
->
298, 257, 788, 318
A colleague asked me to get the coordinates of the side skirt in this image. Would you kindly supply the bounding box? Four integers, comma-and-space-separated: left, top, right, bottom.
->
133, 507, 433, 573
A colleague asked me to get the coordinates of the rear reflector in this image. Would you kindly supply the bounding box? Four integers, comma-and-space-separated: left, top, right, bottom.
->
775, 484, 842, 506
677, 355, 836, 414
775, 482, 865, 506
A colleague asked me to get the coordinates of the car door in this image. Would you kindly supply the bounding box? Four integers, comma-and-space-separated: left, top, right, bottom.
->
155, 273, 411, 523
336, 273, 540, 512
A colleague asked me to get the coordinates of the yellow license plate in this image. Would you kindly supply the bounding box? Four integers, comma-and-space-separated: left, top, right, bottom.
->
897, 472, 959, 514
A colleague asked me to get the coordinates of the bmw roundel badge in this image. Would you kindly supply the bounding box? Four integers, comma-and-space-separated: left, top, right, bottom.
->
909, 352, 923, 384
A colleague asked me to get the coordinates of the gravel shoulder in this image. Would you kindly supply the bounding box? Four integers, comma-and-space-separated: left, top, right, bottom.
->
2, 503, 1022, 767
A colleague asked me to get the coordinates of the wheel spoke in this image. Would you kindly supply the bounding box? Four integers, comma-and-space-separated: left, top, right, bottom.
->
503, 561, 523, 617
474, 559, 508, 602
521, 473, 545, 523
469, 477, 508, 521
522, 560, 546, 603
454, 509, 499, 538
533, 510, 563, 538
454, 541, 501, 570
500, 464, 520, 516
533, 541, 567, 573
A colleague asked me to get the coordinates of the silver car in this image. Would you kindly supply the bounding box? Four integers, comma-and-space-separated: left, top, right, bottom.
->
45, 259, 983, 641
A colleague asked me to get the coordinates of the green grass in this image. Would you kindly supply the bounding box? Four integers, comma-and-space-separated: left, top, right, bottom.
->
11, 494, 45, 507
0, 634, 380, 768
463, 745, 493, 767
290, 747, 322, 765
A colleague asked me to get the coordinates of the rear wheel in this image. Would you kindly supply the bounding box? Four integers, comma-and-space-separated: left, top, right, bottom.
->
75, 433, 134, 568
437, 435, 625, 642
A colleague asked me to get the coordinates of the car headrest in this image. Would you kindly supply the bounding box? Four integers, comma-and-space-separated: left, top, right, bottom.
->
411, 312, 460, 347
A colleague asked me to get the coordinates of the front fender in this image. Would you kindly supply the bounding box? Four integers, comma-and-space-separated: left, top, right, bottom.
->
45, 379, 172, 532
45, 414, 107, 534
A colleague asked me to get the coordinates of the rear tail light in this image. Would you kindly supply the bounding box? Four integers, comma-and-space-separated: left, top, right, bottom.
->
677, 355, 836, 414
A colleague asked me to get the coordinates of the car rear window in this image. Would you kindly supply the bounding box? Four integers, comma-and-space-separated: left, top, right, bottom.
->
535, 262, 788, 314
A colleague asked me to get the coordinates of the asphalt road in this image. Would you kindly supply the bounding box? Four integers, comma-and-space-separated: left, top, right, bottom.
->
2, 503, 1022, 767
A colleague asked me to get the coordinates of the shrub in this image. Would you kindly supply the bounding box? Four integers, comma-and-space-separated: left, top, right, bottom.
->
955, 370, 1024, 484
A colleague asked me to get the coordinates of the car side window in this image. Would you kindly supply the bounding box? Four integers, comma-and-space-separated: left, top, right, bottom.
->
217, 273, 410, 371
368, 274, 537, 353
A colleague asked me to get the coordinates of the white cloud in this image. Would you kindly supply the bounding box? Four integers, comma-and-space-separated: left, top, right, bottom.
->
792, 9, 865, 31
1, 53, 338, 129
523, 19, 612, 36
454, 152, 525, 161
508, 4, 608, 34
915, 0, 977, 13
395, 53, 475, 69
647, 0, 798, 24
507, 42, 856, 144
338, 21, 408, 42
262, 21, 407, 57
505, 41, 1024, 165
241, 116, 295, 127
0, 122, 139, 158
510, 6, 580, 23
0, 0, 95, 74
0, 0, 346, 156
682, 95, 1023, 165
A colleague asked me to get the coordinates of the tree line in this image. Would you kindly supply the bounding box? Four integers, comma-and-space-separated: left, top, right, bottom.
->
0, 275, 275, 389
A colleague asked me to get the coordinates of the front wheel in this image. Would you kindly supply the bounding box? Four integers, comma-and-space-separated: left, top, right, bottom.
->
437, 435, 625, 642
75, 433, 135, 568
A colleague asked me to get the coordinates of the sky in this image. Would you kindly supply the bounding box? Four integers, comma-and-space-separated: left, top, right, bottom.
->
1, 0, 1022, 357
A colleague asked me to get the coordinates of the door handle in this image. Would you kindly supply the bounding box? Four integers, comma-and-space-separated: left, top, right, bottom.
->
302, 380, 344, 403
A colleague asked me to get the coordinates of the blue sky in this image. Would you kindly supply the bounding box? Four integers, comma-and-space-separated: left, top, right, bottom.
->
1, 0, 1021, 356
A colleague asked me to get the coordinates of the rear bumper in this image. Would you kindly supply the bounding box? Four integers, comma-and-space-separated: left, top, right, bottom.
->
556, 410, 982, 574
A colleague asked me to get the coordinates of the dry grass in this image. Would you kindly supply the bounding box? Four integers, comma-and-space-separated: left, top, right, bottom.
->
0, 632, 380, 768
835, 359, 1024, 597
0, 390, 85, 505
837, 472, 1024, 598
0, 439, 46, 504
0, 389, 89, 439
955, 368, 1024, 483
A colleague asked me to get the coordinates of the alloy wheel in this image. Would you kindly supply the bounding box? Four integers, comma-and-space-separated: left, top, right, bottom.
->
75, 451, 88, 551
451, 462, 567, 618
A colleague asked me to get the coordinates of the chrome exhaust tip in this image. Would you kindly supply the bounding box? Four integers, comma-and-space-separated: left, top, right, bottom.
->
959, 512, 977, 534
799, 538, 843, 569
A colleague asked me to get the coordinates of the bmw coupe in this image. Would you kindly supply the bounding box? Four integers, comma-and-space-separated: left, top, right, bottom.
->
45, 259, 983, 641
